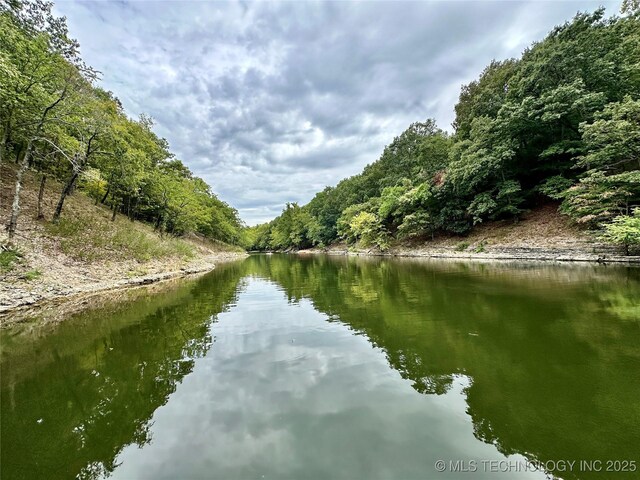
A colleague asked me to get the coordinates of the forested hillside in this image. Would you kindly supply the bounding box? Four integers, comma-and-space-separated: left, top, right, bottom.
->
0, 0, 244, 245
248, 7, 640, 253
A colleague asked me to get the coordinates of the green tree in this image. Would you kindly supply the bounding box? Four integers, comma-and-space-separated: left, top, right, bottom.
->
1, 0, 245, 246
348, 211, 388, 249
621, 0, 640, 15
602, 208, 640, 254
561, 97, 640, 225
249, 7, 640, 251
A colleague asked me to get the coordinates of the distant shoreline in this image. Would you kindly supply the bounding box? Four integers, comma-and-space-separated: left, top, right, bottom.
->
279, 205, 640, 265
295, 246, 640, 265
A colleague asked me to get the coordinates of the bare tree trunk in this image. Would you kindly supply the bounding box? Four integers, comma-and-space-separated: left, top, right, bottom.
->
37, 174, 46, 220
52, 171, 79, 222
96, 185, 111, 205
154, 213, 162, 231
6, 140, 33, 241
129, 197, 138, 222
100, 185, 110, 205
6, 89, 67, 239
14, 143, 22, 164
0, 122, 9, 164
111, 200, 118, 221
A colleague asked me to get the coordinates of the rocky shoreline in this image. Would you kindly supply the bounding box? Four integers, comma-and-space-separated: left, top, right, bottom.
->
3, 245, 637, 328
0, 252, 247, 325
295, 207, 640, 264
298, 244, 640, 264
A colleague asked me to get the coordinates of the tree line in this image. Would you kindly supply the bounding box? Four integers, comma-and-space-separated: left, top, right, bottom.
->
1, 0, 244, 245
247, 6, 640, 253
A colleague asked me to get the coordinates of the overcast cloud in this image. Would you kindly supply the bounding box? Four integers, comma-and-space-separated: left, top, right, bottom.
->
54, 0, 617, 225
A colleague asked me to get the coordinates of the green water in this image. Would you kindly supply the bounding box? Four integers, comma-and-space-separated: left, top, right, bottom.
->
1, 255, 639, 480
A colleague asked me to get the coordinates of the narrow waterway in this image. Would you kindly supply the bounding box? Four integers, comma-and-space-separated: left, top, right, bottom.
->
1, 255, 639, 479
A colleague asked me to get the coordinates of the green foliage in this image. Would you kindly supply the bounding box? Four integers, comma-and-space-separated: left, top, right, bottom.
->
466, 181, 524, 225
621, 0, 640, 14
601, 209, 640, 255
0, 247, 23, 271
468, 192, 497, 225
4, 3, 637, 254
78, 167, 108, 202
46, 215, 195, 262
250, 7, 639, 252
560, 171, 640, 225
22, 269, 42, 281
559, 97, 640, 225
453, 60, 518, 139
397, 211, 434, 239
538, 176, 574, 200
0, 1, 244, 248
455, 242, 470, 252
577, 96, 640, 172
348, 211, 388, 249
246, 203, 319, 251
447, 116, 516, 198
474, 241, 487, 253
336, 202, 374, 244
378, 183, 410, 224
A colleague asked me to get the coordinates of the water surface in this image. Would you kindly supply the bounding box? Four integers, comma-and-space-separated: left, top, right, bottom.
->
1, 255, 639, 479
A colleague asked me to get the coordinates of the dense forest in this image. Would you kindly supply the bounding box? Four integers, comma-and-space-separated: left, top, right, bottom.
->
1, 0, 245, 245
248, 6, 640, 253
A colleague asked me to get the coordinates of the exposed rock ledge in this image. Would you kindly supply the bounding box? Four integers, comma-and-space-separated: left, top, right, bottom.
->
298, 245, 640, 264
0, 252, 247, 324
297, 206, 640, 264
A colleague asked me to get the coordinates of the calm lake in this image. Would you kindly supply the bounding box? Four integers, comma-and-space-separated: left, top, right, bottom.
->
1, 254, 639, 480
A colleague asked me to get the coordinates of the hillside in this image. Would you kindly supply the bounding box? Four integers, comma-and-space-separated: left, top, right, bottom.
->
0, 164, 245, 314
248, 10, 640, 255
305, 204, 637, 262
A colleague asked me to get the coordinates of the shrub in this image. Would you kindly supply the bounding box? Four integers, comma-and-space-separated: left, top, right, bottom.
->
474, 241, 487, 253
349, 211, 389, 250
601, 209, 640, 255
538, 175, 574, 200
22, 269, 42, 281
455, 242, 470, 252
397, 211, 435, 239
0, 247, 23, 272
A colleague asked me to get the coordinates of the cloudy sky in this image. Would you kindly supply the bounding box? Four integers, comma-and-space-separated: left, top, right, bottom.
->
54, 0, 617, 225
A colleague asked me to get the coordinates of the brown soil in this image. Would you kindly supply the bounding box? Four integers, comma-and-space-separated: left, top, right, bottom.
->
405, 204, 592, 249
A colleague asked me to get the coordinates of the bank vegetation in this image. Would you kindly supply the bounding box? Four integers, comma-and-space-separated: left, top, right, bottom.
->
247, 6, 640, 256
